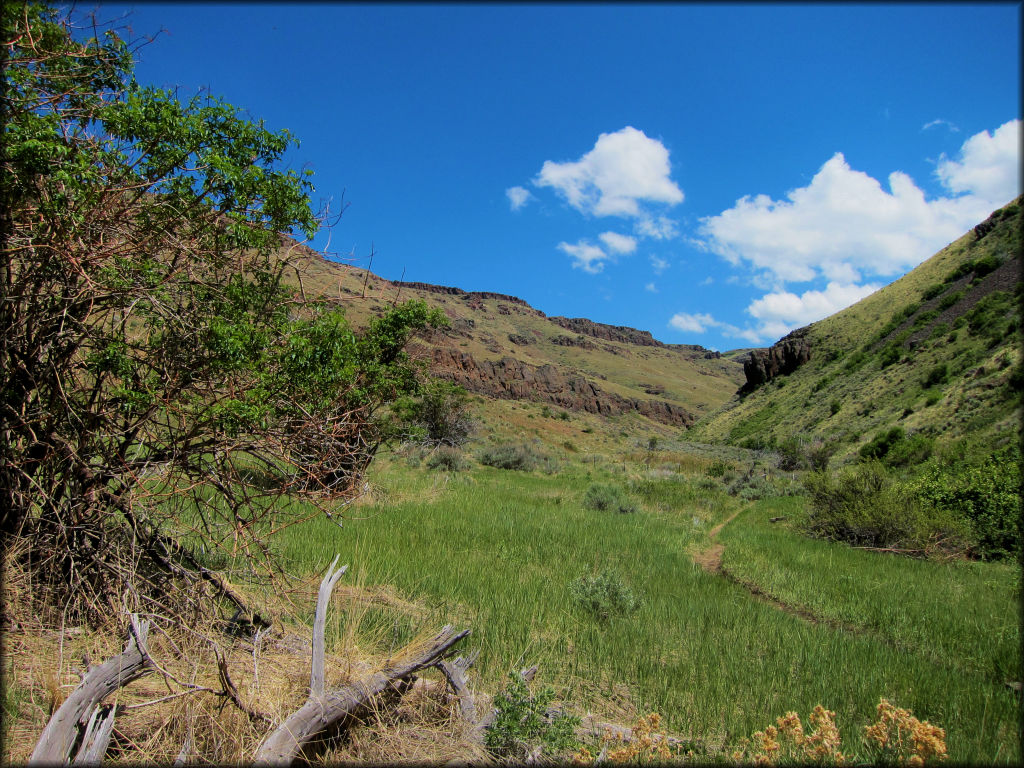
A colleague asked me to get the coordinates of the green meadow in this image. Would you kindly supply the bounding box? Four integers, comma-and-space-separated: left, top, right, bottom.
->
243, 448, 1020, 763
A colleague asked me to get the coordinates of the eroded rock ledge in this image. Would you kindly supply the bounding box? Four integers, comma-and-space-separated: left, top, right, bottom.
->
741, 329, 812, 393
430, 348, 694, 427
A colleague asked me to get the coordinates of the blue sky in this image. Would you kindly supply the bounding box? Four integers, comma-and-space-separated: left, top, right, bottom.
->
103, 2, 1020, 351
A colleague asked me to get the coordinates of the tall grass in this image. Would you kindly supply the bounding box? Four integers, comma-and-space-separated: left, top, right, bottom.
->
261, 456, 1019, 762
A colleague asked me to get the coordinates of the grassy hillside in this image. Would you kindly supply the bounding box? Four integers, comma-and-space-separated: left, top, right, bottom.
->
283, 243, 745, 431
691, 198, 1021, 465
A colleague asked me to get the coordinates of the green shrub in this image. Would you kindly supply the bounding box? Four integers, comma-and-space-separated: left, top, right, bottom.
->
478, 443, 540, 471
883, 433, 933, 467
922, 363, 949, 388
707, 460, 731, 477
910, 445, 1021, 559
829, 399, 841, 416
859, 427, 905, 461
485, 674, 580, 760
425, 446, 468, 471
921, 283, 946, 301
923, 389, 943, 407
879, 344, 901, 368
801, 463, 972, 555
583, 483, 638, 514
571, 569, 640, 620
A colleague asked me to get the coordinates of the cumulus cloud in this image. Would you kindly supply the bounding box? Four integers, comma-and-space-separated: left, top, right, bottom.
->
935, 119, 1021, 203
700, 121, 1020, 293
668, 312, 718, 334
599, 231, 637, 254
748, 281, 881, 335
645, 282, 658, 293
558, 240, 609, 274
535, 126, 684, 219
506, 185, 532, 211
650, 255, 669, 274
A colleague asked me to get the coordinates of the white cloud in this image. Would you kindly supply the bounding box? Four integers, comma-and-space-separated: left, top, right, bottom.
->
922, 118, 959, 133
935, 119, 1021, 203
645, 282, 658, 293
599, 231, 637, 254
558, 240, 609, 274
535, 126, 683, 219
700, 121, 1020, 291
748, 281, 881, 330
650, 255, 669, 274
506, 185, 532, 211
668, 311, 718, 334
635, 214, 679, 240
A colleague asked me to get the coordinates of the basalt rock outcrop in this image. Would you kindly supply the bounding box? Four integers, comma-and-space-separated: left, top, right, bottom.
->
741, 329, 812, 393
430, 348, 694, 427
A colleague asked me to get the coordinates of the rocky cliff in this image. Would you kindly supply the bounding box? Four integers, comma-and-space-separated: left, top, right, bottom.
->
429, 348, 695, 427
741, 329, 812, 392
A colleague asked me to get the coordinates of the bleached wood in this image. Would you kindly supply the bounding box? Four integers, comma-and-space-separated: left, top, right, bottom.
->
29, 616, 152, 765
436, 649, 480, 723
310, 555, 347, 698
253, 625, 470, 766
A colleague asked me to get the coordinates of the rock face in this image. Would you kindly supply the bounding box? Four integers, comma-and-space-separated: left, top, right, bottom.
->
429, 348, 694, 427
741, 329, 812, 392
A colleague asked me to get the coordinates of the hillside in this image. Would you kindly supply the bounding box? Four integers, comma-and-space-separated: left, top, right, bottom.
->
690, 197, 1022, 464
283, 242, 745, 432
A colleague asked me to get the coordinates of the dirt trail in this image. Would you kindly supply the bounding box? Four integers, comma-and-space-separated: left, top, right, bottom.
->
691, 509, 741, 573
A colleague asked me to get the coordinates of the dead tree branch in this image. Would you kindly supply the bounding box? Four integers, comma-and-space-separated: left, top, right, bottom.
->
29, 616, 152, 765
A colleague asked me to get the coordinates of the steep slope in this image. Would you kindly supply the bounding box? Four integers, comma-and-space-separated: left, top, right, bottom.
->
280, 242, 746, 429
690, 198, 1022, 463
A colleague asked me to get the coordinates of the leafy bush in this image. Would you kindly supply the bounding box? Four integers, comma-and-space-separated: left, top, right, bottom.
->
777, 436, 836, 471
878, 344, 901, 368
801, 463, 972, 555
938, 290, 963, 311
478, 443, 541, 471
425, 446, 468, 471
829, 399, 842, 416
859, 427, 933, 468
571, 569, 640, 620
910, 445, 1021, 559
583, 483, 638, 514
921, 283, 946, 301
485, 674, 580, 760
859, 428, 905, 461
922, 363, 949, 388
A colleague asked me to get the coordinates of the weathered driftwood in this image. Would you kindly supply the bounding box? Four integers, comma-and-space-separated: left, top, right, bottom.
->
310, 555, 347, 698
29, 616, 152, 765
252, 555, 470, 765
253, 624, 470, 765
435, 650, 480, 723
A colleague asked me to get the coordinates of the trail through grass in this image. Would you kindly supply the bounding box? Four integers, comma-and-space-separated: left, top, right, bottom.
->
259, 454, 1019, 762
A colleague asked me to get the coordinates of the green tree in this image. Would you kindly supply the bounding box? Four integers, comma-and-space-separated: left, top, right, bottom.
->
1, 3, 441, 619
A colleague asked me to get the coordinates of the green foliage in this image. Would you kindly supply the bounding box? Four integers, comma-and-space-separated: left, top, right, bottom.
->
859, 428, 905, 461
829, 399, 842, 416
878, 344, 902, 368
485, 674, 580, 760
910, 446, 1022, 559
571, 569, 640, 620
393, 379, 472, 447
858, 428, 933, 468
922, 363, 949, 388
801, 463, 972, 555
921, 283, 947, 301
425, 446, 468, 472
0, 2, 443, 613
478, 443, 542, 471
582, 483, 638, 514
938, 291, 963, 311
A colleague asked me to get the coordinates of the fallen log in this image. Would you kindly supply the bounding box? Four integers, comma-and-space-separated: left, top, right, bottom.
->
253, 555, 470, 765
29, 616, 152, 765
253, 625, 470, 765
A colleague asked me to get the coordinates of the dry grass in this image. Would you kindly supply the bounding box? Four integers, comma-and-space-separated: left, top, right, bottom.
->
2, 542, 484, 765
